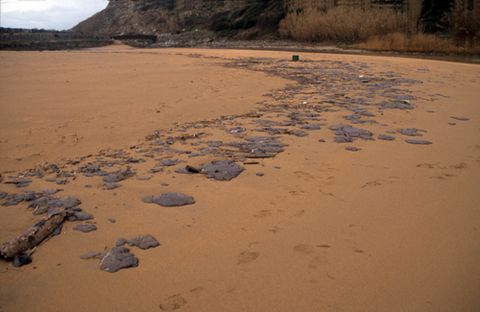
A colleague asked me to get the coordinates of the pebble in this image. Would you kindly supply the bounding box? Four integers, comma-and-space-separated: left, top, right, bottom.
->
450, 116, 469, 121
127, 235, 160, 250
67, 211, 94, 221
345, 146, 362, 152
397, 128, 424, 136
73, 223, 97, 233
103, 182, 121, 190
405, 139, 432, 145
100, 247, 138, 273
143, 193, 195, 207
378, 134, 395, 141
201, 160, 245, 181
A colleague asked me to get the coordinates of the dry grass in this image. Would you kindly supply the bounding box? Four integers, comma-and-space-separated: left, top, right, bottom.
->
279, 6, 407, 43
356, 32, 480, 54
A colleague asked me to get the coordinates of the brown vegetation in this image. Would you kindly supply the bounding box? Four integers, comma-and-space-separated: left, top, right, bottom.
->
357, 32, 480, 54
279, 0, 479, 54
279, 6, 406, 43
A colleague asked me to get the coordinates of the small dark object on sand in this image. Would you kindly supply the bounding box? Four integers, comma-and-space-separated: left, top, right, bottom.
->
397, 128, 423, 136
104, 182, 121, 190
67, 211, 94, 222
345, 146, 361, 152
143, 193, 195, 207
175, 165, 201, 174
378, 134, 395, 141
450, 116, 469, 121
73, 223, 97, 233
127, 235, 160, 250
256, 172, 265, 177
405, 139, 432, 145
4, 178, 32, 188
100, 247, 138, 273
334, 136, 353, 143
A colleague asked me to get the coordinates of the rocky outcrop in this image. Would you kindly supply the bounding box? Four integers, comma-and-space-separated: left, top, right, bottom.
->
73, 0, 285, 39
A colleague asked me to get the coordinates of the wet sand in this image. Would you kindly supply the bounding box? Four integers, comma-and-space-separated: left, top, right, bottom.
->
0, 45, 479, 312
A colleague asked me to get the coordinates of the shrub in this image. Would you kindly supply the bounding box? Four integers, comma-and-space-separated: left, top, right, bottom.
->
279, 6, 407, 43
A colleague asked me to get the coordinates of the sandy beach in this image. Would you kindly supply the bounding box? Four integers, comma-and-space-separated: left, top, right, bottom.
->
0, 45, 479, 312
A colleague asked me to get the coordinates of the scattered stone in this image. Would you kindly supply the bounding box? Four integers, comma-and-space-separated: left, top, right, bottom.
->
448, 122, 456, 126
378, 134, 395, 141
301, 123, 322, 130
0, 192, 7, 199
159, 159, 180, 167
144, 193, 195, 207
108, 218, 116, 224
229, 136, 285, 159
287, 129, 309, 137
115, 238, 128, 247
405, 139, 432, 145
380, 100, 414, 110
4, 178, 32, 188
450, 116, 469, 121
55, 178, 68, 185
103, 167, 135, 183
230, 127, 246, 134
330, 125, 373, 142
200, 160, 244, 181
127, 235, 160, 250
397, 128, 424, 136
103, 182, 121, 190
100, 247, 138, 273
29, 196, 81, 215
318, 139, 326, 143
67, 211, 94, 222
175, 165, 201, 174
345, 146, 361, 152
256, 172, 265, 177
334, 136, 353, 143
73, 223, 97, 233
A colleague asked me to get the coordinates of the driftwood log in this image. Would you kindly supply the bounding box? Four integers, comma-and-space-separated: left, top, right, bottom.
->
0, 209, 66, 259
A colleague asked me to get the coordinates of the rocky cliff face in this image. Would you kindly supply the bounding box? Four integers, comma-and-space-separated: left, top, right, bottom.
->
73, 0, 285, 39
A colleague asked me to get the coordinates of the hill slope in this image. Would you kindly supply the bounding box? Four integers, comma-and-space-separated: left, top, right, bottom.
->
73, 0, 285, 39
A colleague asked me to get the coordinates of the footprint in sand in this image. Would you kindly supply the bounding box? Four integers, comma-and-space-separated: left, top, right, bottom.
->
159, 294, 188, 311
308, 255, 328, 269
237, 251, 259, 264
293, 244, 315, 254
294, 171, 317, 182
268, 225, 281, 233
254, 210, 271, 218
430, 172, 457, 180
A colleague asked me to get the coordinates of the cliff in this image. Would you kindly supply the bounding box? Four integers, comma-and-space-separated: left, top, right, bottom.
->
73, 0, 285, 39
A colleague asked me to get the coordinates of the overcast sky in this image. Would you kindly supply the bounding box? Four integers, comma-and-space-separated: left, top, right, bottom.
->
0, 0, 108, 30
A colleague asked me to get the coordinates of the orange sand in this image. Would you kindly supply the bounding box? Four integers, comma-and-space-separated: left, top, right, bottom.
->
0, 46, 479, 312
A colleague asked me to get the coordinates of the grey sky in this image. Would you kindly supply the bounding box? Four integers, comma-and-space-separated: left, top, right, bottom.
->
0, 0, 108, 30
